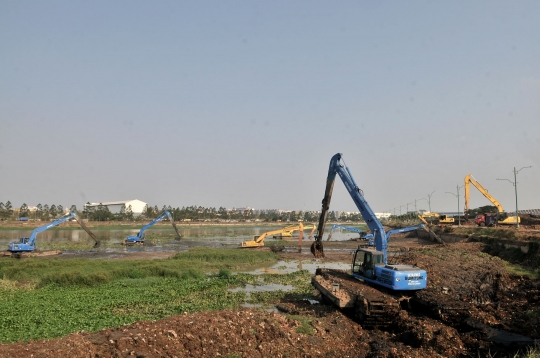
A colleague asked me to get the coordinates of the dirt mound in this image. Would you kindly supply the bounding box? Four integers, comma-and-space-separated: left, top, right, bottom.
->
397, 242, 540, 339
519, 214, 540, 227
0, 304, 477, 358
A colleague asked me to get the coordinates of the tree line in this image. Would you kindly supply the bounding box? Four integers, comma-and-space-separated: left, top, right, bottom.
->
0, 201, 365, 223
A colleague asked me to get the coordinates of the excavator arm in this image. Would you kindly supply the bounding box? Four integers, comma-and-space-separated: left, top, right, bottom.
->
8, 212, 99, 252
311, 153, 424, 262
327, 224, 365, 241
311, 153, 387, 259
125, 210, 180, 244
241, 223, 307, 248
464, 174, 504, 214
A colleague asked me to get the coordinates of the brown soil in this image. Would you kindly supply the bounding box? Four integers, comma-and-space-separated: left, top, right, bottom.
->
1, 238, 539, 357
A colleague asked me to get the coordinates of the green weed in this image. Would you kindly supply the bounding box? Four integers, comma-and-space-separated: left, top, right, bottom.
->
286, 315, 314, 335
0, 248, 277, 288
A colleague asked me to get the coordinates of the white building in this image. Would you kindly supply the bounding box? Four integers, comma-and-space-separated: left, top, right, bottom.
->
375, 212, 392, 219
85, 200, 147, 215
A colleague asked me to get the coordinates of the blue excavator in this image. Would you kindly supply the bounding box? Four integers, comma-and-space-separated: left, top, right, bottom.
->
124, 210, 182, 244
310, 153, 428, 327
8, 212, 100, 253
326, 224, 373, 242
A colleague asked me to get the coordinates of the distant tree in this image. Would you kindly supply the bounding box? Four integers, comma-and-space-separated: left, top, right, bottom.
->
36, 204, 43, 220
82, 202, 93, 219
69, 205, 77, 213
4, 201, 13, 219
42, 204, 50, 221
57, 205, 64, 215
328, 211, 337, 221
126, 205, 134, 221
467, 205, 498, 217
140, 204, 148, 219
117, 204, 127, 221
94, 203, 112, 221
19, 203, 29, 218
49, 204, 58, 218
143, 204, 157, 219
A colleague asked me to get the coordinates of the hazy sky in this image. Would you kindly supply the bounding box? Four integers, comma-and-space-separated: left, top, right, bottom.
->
1, 1, 539, 214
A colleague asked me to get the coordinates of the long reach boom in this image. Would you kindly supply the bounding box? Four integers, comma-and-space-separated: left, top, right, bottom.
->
311, 153, 424, 263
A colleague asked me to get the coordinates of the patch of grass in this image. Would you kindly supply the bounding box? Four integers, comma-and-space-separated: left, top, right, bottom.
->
0, 248, 278, 288
286, 315, 314, 335
525, 308, 540, 320
503, 263, 540, 279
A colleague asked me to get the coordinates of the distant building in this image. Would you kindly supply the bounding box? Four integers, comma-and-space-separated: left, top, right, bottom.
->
375, 212, 391, 219
84, 199, 147, 215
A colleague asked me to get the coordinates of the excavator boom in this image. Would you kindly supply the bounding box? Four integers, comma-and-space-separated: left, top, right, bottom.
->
464, 174, 504, 213
464, 174, 520, 225
125, 211, 181, 244
8, 212, 99, 253
241, 222, 309, 248
311, 153, 424, 263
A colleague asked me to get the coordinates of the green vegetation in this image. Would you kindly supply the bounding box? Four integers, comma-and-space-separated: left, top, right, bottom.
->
503, 263, 540, 280
286, 315, 315, 335
0, 248, 316, 343
455, 226, 518, 240
0, 248, 277, 287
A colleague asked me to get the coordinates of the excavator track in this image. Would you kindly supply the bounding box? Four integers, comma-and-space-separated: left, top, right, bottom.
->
312, 268, 401, 329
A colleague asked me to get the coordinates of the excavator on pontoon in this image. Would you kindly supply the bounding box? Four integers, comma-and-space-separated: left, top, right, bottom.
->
124, 210, 182, 244
241, 222, 312, 248
310, 153, 427, 327
7, 212, 100, 254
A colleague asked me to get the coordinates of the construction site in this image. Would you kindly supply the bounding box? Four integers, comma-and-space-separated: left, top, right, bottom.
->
0, 154, 539, 358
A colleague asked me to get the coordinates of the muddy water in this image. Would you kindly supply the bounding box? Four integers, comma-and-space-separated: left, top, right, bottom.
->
0, 226, 362, 254
0, 226, 281, 249
241, 260, 350, 275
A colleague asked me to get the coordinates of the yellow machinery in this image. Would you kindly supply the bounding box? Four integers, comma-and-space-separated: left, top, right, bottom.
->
464, 174, 520, 225
274, 224, 315, 239
241, 222, 311, 248
421, 212, 454, 224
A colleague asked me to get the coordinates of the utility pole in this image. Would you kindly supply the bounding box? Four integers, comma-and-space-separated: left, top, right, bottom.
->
446, 185, 464, 226
427, 190, 435, 213
497, 166, 532, 229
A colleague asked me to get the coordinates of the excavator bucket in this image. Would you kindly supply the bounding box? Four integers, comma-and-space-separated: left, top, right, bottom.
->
310, 241, 325, 258
170, 220, 183, 240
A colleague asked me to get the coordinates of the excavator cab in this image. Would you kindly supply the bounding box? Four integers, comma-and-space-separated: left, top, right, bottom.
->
352, 248, 384, 279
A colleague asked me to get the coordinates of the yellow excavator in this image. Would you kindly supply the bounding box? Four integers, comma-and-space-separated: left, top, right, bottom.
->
241, 222, 311, 248
420, 212, 454, 224
464, 174, 520, 226
274, 224, 316, 239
